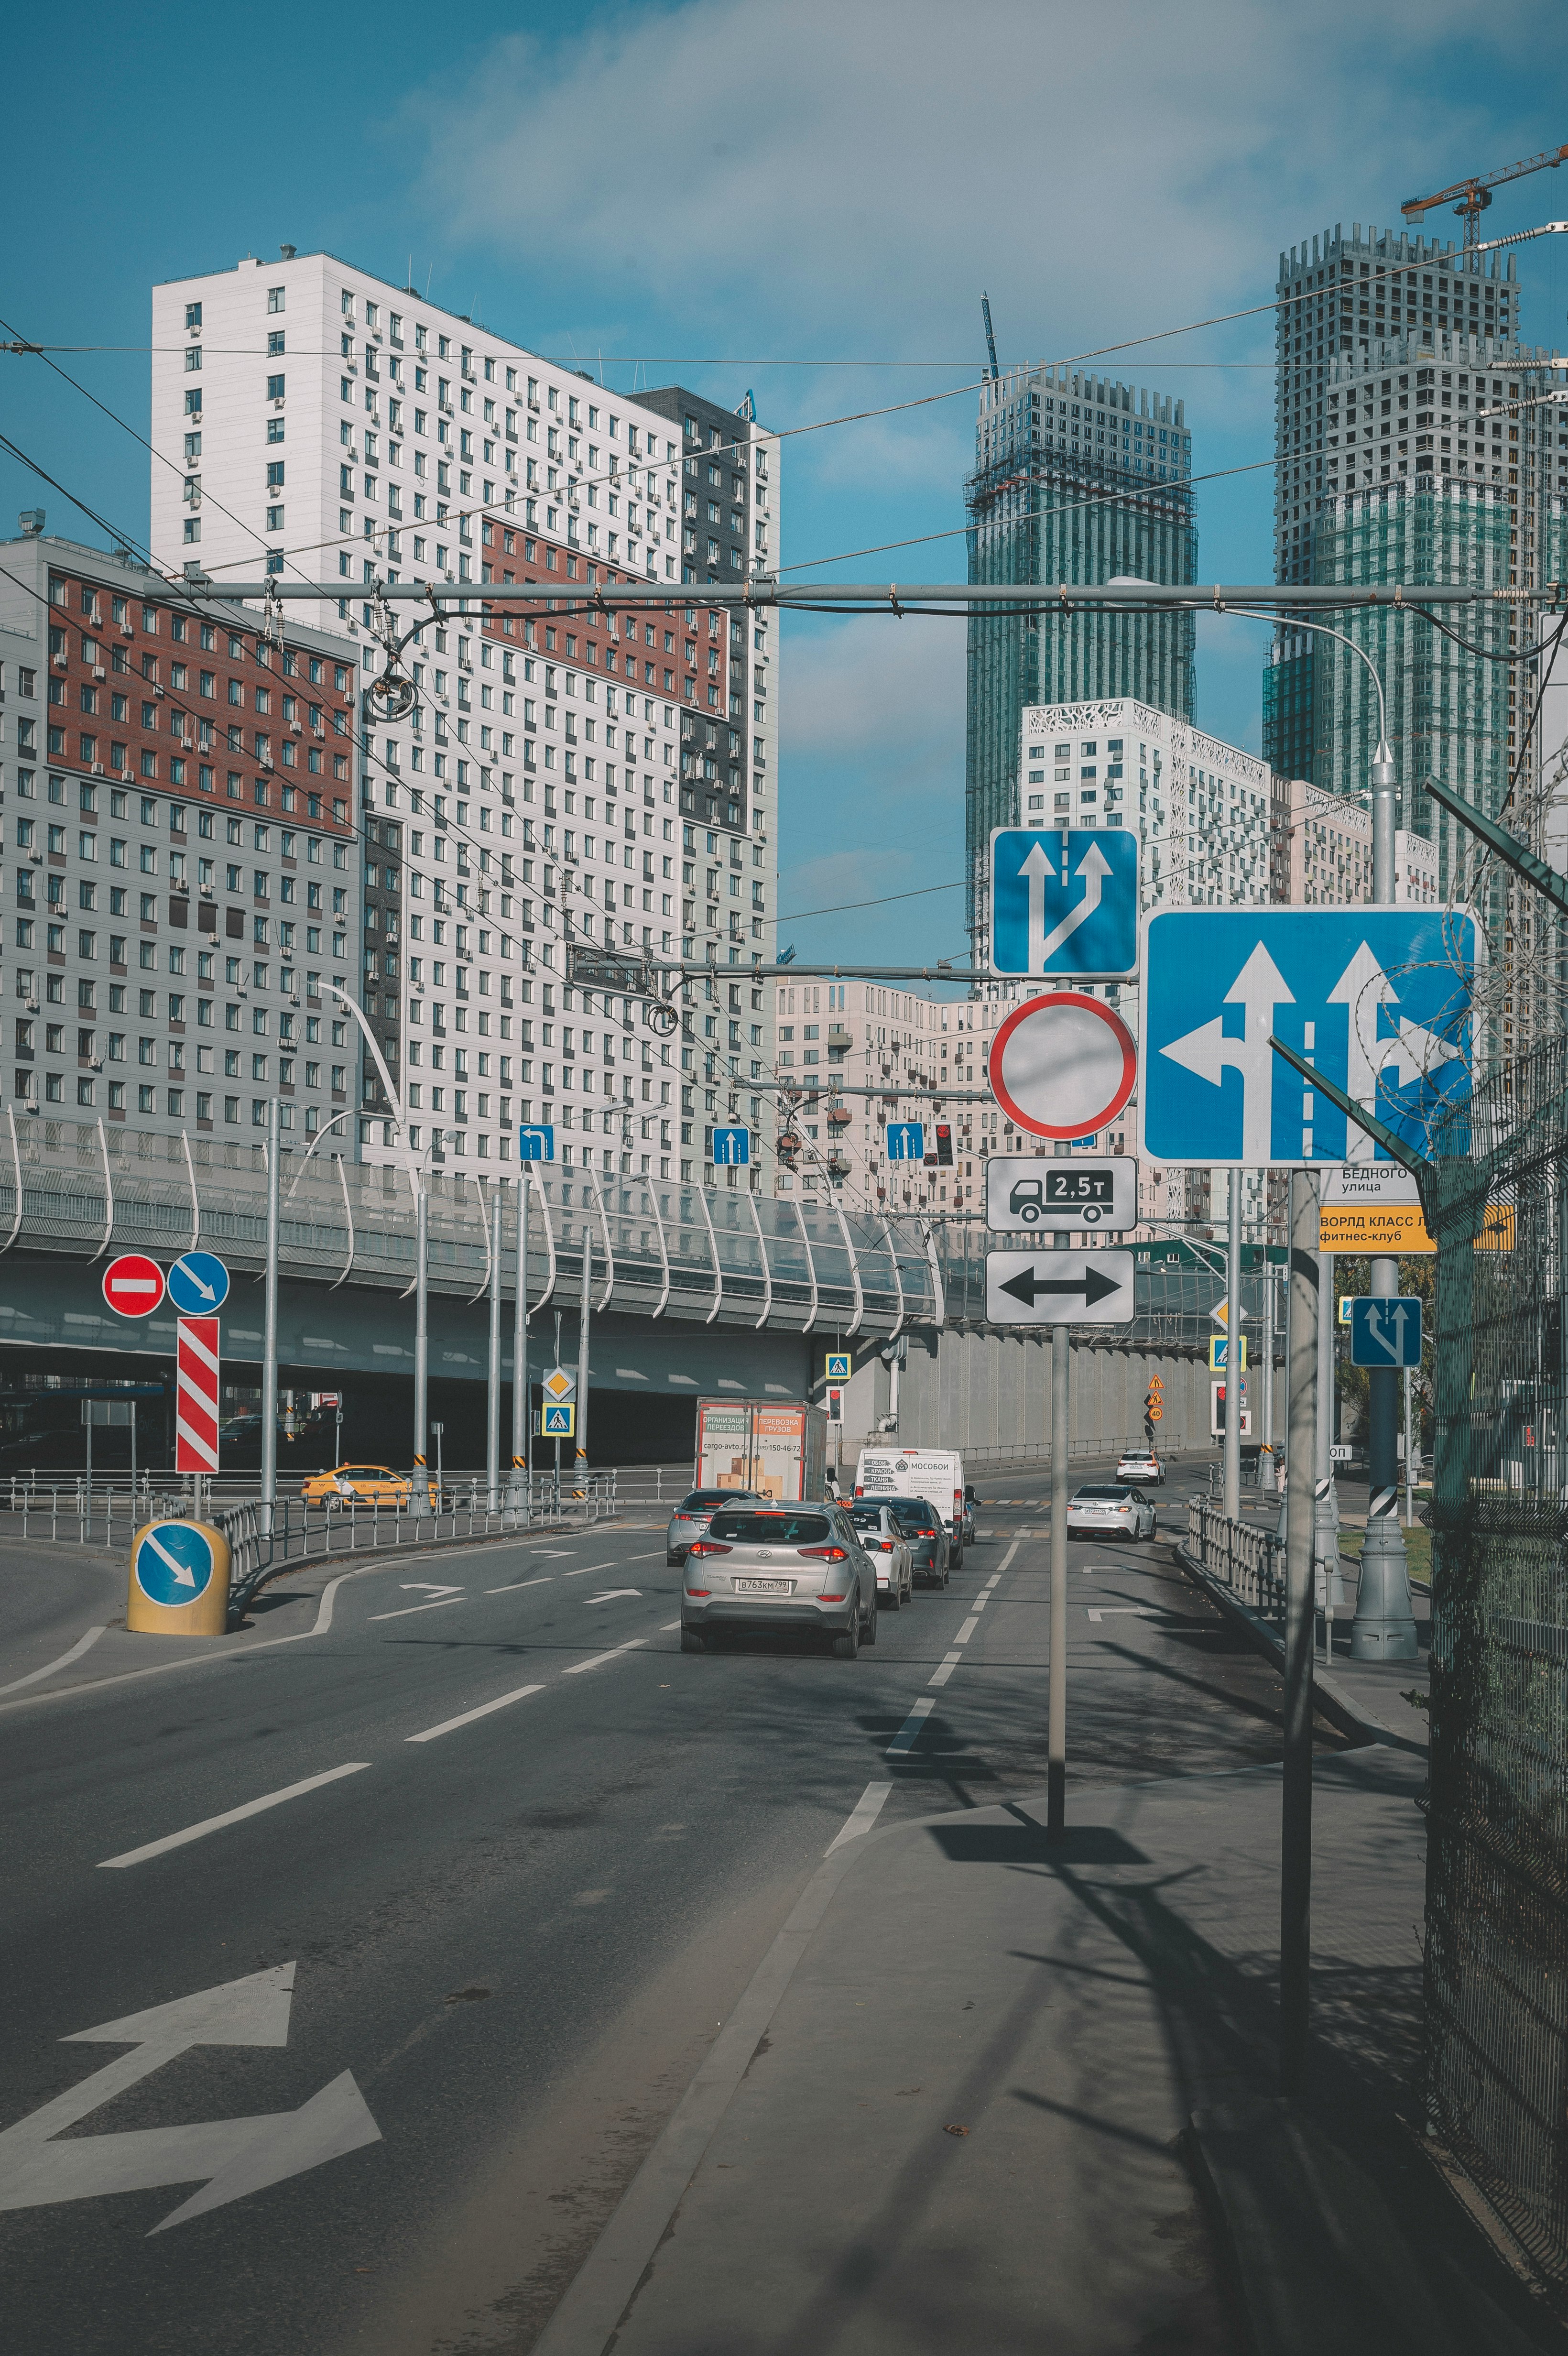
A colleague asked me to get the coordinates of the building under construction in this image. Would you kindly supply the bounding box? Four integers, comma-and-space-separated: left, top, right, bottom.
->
964, 363, 1197, 954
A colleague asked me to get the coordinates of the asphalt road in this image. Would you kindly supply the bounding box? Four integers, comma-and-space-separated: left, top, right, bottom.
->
0, 1460, 1336, 2354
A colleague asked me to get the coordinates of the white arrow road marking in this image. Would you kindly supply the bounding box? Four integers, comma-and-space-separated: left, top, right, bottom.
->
0, 1963, 381, 2231
142, 1529, 199, 1588
368, 1585, 467, 1621
407, 1683, 546, 1743
1039, 839, 1113, 964
1161, 941, 1295, 1163
587, 1589, 642, 1605
1086, 1607, 1158, 1622
823, 1780, 893, 1856
99, 1762, 373, 1868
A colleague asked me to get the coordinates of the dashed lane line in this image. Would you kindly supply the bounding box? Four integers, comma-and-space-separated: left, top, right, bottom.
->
407, 1682, 546, 1743
368, 1594, 467, 1622
487, 1575, 555, 1594
562, 1636, 649, 1678
885, 1696, 936, 1755
98, 1760, 373, 1869
927, 1652, 963, 1689
824, 1779, 893, 1855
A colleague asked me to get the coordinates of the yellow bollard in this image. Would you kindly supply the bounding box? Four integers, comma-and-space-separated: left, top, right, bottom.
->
127, 1519, 232, 1636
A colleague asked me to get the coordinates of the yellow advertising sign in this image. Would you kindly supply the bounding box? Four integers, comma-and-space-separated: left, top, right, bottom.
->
1318, 1201, 1435, 1254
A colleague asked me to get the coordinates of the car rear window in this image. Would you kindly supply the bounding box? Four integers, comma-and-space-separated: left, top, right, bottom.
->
849, 1507, 884, 1528
680, 1491, 743, 1510
1076, 1485, 1133, 1499
708, 1511, 831, 1544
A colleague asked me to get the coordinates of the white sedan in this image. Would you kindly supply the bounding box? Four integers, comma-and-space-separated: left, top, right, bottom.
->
1065, 1483, 1158, 1542
848, 1502, 915, 1609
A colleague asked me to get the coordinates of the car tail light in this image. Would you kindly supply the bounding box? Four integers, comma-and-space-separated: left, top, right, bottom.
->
819, 1591, 847, 1601
915, 1527, 936, 1538
685, 1587, 711, 1598
799, 1544, 849, 1561
687, 1540, 732, 1557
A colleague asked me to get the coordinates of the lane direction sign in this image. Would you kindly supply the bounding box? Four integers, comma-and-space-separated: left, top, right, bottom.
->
517, 1124, 556, 1162
168, 1250, 230, 1314
132, 1520, 220, 1606
988, 993, 1137, 1142
886, 1121, 925, 1162
712, 1126, 751, 1167
985, 1154, 1136, 1232
0, 1962, 381, 2227
102, 1253, 164, 1319
1139, 906, 1483, 1167
990, 827, 1138, 979
985, 1248, 1135, 1327
1350, 1297, 1424, 1367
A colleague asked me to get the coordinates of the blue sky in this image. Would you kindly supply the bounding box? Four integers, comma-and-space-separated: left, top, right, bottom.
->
3, 0, 1565, 969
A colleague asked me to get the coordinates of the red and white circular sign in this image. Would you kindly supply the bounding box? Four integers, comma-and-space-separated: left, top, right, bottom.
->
988, 992, 1137, 1141
102, 1253, 165, 1319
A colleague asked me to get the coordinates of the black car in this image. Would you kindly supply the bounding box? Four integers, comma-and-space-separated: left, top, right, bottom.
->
857, 1493, 950, 1587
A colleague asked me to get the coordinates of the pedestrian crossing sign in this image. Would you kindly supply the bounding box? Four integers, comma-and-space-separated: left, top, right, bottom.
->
825, 1353, 850, 1381
541, 1403, 575, 1437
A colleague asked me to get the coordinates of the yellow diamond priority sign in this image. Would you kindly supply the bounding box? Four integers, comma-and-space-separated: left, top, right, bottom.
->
542, 1366, 577, 1404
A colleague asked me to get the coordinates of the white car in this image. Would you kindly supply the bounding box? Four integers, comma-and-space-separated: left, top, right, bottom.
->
1115, 1450, 1165, 1485
847, 1502, 915, 1609
1065, 1483, 1158, 1542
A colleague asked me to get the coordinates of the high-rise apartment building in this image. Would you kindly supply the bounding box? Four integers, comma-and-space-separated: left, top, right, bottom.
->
965, 365, 1196, 949
149, 252, 777, 1187
1265, 218, 1536, 785
1275, 777, 1437, 904
0, 523, 360, 1150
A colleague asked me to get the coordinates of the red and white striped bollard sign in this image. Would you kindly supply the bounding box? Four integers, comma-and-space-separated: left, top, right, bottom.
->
175, 1316, 221, 1474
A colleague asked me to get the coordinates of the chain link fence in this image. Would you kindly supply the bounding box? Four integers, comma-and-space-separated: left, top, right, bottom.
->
1424, 1035, 1568, 2293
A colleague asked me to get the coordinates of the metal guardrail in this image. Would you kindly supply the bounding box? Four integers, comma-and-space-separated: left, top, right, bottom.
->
1185, 1498, 1286, 1620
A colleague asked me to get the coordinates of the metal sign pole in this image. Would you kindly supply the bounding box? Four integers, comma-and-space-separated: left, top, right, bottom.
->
1282, 1167, 1319, 2094
261, 1096, 280, 1538
575, 1222, 592, 1494
486, 1184, 503, 1511
411, 1177, 430, 1516
1048, 1141, 1070, 1836
511, 1171, 530, 1507
1224, 1175, 1243, 1516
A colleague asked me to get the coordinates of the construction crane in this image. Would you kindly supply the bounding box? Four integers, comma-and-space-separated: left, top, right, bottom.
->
1403, 143, 1568, 247
981, 293, 999, 382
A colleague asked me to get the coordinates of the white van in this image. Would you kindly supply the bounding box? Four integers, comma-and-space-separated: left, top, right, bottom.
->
855, 1447, 968, 1569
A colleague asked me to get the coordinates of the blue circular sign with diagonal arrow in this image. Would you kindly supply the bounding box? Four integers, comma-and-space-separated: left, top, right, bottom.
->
134, 1520, 217, 1606
167, 1251, 230, 1315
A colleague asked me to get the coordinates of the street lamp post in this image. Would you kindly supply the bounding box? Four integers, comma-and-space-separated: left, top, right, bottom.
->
486, 1182, 502, 1511
261, 1096, 281, 1536
509, 1170, 530, 1509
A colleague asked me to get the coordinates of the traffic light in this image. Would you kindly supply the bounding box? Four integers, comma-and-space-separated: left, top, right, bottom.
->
935, 1124, 954, 1167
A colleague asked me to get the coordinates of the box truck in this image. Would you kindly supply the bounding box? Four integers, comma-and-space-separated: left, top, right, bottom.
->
854, 1446, 968, 1567
693, 1399, 828, 1503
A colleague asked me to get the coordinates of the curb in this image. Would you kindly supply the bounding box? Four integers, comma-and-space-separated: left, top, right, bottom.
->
1173, 1543, 1425, 1756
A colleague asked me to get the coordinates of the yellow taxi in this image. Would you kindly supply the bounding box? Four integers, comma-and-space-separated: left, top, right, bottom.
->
300, 1463, 414, 1508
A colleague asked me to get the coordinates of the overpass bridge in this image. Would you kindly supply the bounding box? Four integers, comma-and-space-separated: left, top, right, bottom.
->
0, 1120, 1238, 1464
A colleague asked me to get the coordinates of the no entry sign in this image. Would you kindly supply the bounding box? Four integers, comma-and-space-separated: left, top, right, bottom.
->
102, 1254, 165, 1319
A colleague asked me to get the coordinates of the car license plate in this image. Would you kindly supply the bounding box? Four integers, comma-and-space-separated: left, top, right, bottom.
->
734, 1577, 792, 1594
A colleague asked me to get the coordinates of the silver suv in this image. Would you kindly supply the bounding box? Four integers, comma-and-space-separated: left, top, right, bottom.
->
680, 1500, 879, 1658
666, 1487, 763, 1566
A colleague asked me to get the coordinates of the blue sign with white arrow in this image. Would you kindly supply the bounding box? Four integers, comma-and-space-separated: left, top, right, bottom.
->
1350, 1296, 1423, 1367
517, 1124, 555, 1163
990, 827, 1139, 979
133, 1520, 218, 1606
166, 1250, 230, 1315
886, 1121, 925, 1162
1139, 906, 1482, 1168
712, 1127, 751, 1167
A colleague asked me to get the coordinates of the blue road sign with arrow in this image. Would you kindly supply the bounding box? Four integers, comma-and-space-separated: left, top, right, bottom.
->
517, 1124, 555, 1163
712, 1127, 751, 1167
133, 1521, 218, 1607
167, 1250, 230, 1315
990, 827, 1139, 979
1350, 1297, 1423, 1367
1139, 906, 1482, 1167
886, 1121, 925, 1162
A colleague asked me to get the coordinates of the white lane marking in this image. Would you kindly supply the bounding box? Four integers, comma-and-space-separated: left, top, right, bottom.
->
1086, 1607, 1157, 1622
0, 1624, 108, 1697
955, 1616, 980, 1643
367, 1595, 467, 1622
530, 1549, 578, 1557
928, 1651, 964, 1688
885, 1696, 936, 1755
561, 1561, 619, 1579
486, 1575, 554, 1594
824, 1780, 893, 1856
407, 1683, 545, 1743
398, 1582, 463, 1595
98, 1762, 372, 1868
587, 1589, 641, 1604
562, 1636, 648, 1677
661, 1620, 681, 1631
625, 1551, 665, 1561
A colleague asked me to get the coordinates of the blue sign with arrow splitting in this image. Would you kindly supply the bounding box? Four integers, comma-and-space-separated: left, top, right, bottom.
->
1350, 1297, 1423, 1367
990, 827, 1139, 979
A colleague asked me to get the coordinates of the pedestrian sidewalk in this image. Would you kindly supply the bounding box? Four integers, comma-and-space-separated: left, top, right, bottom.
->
539, 1747, 1558, 2356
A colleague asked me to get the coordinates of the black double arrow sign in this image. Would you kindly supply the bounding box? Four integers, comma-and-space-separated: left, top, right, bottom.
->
998, 1263, 1124, 1311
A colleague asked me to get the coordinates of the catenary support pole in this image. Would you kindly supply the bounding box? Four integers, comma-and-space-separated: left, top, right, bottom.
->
1313, 1240, 1339, 1618
1353, 739, 1418, 1659
575, 1200, 592, 1493
261, 1095, 280, 1537
1048, 1143, 1070, 1837
411, 1175, 429, 1516
1261, 1258, 1277, 1488
1224, 1172, 1243, 1517
510, 1170, 529, 1506
1282, 1167, 1319, 2095
486, 1183, 502, 1511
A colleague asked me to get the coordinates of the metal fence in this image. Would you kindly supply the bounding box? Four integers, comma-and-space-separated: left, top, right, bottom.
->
1185, 1498, 1287, 1619
1423, 1035, 1568, 2294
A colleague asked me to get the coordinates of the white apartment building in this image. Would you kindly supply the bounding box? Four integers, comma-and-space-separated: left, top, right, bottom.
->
149, 251, 778, 1184
1275, 778, 1437, 904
